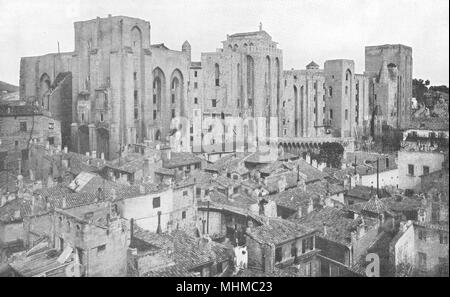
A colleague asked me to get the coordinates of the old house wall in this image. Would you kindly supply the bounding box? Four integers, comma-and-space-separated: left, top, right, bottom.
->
119, 189, 173, 233
0, 222, 24, 244
360, 168, 399, 189
53, 209, 129, 277
413, 226, 449, 276
24, 212, 53, 247
398, 151, 445, 191
0, 114, 61, 174
365, 45, 412, 129
245, 235, 265, 271
315, 237, 349, 265
352, 221, 380, 264
171, 185, 196, 231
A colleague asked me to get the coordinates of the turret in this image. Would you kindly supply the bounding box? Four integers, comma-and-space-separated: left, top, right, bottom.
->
182, 40, 191, 61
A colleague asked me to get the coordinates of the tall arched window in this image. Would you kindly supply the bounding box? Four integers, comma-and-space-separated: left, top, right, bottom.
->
214, 63, 220, 86
170, 69, 184, 116
294, 85, 298, 137
237, 63, 242, 107
300, 85, 304, 137
275, 58, 281, 112
246, 56, 255, 109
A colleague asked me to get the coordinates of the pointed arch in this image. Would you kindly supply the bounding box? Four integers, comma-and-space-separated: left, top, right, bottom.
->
170, 69, 185, 117
152, 67, 166, 120
214, 63, 220, 86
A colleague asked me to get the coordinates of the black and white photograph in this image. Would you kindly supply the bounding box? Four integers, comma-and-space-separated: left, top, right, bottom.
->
0, 0, 448, 283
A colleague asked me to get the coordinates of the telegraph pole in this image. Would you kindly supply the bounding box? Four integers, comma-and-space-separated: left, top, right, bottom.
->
376, 158, 379, 197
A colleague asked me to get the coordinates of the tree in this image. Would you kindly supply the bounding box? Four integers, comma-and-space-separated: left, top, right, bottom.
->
317, 142, 344, 168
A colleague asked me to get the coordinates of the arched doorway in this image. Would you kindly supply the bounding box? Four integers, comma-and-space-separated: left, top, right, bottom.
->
78, 125, 89, 155
97, 128, 110, 160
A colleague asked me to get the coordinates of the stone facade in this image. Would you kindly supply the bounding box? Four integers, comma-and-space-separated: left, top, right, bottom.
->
0, 106, 61, 175
365, 44, 413, 134
19, 16, 413, 157
281, 60, 371, 139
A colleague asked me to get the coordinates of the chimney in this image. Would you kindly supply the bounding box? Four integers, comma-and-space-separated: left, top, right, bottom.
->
14, 210, 21, 219
130, 218, 134, 243
96, 187, 103, 202
0, 195, 6, 207
139, 185, 145, 194
156, 211, 162, 234
62, 196, 67, 209
246, 220, 254, 234
305, 154, 311, 164
323, 223, 328, 236
92, 151, 97, 159
100, 152, 105, 160
143, 158, 150, 178
63, 146, 68, 154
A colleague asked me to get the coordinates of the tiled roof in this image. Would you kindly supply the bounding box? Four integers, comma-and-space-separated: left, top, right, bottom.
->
185, 170, 214, 188
204, 153, 251, 172
133, 226, 232, 273
0, 103, 42, 117
294, 207, 378, 246
380, 195, 422, 212
154, 167, 176, 176
323, 167, 357, 182
408, 118, 449, 131
306, 180, 345, 196
106, 153, 148, 173
0, 197, 32, 223
213, 175, 241, 189
345, 152, 397, 175
345, 186, 390, 201
9, 246, 69, 277
208, 190, 258, 210
294, 159, 329, 183
246, 217, 316, 245
145, 264, 198, 277
278, 152, 299, 161
362, 196, 390, 215
163, 152, 202, 169
268, 186, 316, 211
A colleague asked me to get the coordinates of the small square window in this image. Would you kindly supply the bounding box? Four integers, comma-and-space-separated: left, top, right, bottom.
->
172, 109, 176, 118
194, 97, 198, 104
153, 197, 161, 208
212, 99, 217, 107
194, 71, 198, 78
408, 164, 414, 176
153, 110, 157, 120
183, 190, 188, 197
194, 82, 198, 89
97, 244, 106, 253
182, 211, 186, 219
20, 122, 27, 132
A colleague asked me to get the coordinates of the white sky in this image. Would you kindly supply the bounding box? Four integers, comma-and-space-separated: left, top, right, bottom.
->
0, 0, 448, 86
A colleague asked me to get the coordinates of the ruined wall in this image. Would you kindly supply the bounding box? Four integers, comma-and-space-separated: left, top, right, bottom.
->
365, 45, 413, 130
